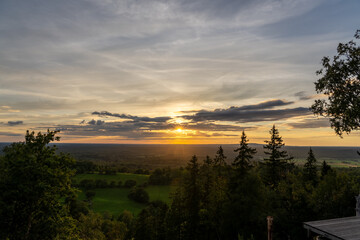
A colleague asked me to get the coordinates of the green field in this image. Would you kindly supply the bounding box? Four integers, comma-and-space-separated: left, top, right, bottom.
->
73, 173, 149, 185
74, 173, 176, 216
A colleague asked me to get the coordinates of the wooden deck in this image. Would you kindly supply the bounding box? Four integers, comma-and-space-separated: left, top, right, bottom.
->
304, 216, 360, 240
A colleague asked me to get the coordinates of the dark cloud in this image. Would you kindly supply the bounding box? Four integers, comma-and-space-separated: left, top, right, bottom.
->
212, 133, 239, 137
232, 99, 294, 111
184, 122, 253, 132
7, 120, 23, 126
294, 91, 312, 100
182, 99, 293, 114
50, 118, 251, 139
0, 131, 22, 136
182, 100, 310, 122
87, 119, 105, 125
92, 111, 172, 123
287, 118, 331, 129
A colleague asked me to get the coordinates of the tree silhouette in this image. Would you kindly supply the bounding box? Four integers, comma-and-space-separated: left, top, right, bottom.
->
214, 146, 227, 166
0, 130, 77, 240
233, 130, 257, 173
262, 125, 293, 187
311, 30, 360, 136
321, 160, 332, 178
303, 148, 318, 185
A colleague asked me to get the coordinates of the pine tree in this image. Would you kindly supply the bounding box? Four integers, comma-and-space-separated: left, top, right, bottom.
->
214, 146, 227, 166
303, 148, 318, 185
321, 160, 332, 178
262, 125, 293, 187
201, 156, 214, 208
185, 155, 201, 239
233, 130, 257, 173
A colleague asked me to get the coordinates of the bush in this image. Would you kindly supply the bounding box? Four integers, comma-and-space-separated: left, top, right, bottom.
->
124, 179, 137, 188
110, 181, 116, 188
85, 190, 96, 202
117, 180, 123, 188
128, 187, 149, 203
95, 179, 108, 188
80, 179, 96, 190
149, 168, 171, 185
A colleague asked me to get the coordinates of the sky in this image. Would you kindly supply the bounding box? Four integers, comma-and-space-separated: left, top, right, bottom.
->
0, 0, 359, 145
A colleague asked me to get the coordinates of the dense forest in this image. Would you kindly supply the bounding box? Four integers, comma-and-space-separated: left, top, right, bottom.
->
1, 128, 360, 240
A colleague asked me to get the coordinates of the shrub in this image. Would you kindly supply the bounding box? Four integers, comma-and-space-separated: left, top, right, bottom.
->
124, 179, 137, 188
128, 187, 149, 203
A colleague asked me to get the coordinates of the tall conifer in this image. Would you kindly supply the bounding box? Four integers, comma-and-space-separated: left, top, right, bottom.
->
233, 130, 257, 173
262, 125, 293, 187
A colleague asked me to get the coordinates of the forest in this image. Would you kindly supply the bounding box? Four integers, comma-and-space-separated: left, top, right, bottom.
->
1, 127, 360, 240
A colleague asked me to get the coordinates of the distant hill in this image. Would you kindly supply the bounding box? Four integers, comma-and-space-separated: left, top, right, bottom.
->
1, 143, 358, 168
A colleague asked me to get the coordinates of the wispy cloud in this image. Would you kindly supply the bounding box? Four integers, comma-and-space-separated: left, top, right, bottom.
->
7, 120, 23, 126
287, 118, 331, 129
92, 111, 172, 122
182, 100, 310, 122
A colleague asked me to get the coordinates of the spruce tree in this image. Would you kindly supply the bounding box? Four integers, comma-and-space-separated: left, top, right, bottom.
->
321, 160, 332, 178
303, 148, 318, 185
214, 146, 227, 166
233, 130, 257, 173
185, 155, 200, 239
262, 125, 293, 187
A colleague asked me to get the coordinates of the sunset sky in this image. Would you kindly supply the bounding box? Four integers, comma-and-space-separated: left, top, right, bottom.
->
0, 0, 359, 145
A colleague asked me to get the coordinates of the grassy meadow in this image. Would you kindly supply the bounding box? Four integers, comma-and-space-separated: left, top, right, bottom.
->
74, 173, 176, 216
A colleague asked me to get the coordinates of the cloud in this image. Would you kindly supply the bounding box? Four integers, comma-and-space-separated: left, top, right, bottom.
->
92, 111, 172, 122
287, 118, 331, 129
185, 99, 293, 114
0, 131, 22, 136
182, 100, 310, 122
294, 91, 312, 101
87, 119, 105, 125
7, 121, 23, 126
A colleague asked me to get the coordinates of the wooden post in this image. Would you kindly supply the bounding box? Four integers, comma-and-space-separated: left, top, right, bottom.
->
267, 216, 273, 240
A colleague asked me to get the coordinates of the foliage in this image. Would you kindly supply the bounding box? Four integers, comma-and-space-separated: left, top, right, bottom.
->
0, 130, 78, 240
78, 212, 128, 240
149, 168, 172, 185
214, 146, 227, 166
311, 30, 360, 136
85, 190, 96, 203
128, 187, 150, 203
321, 160, 332, 178
303, 148, 318, 185
2, 129, 359, 240
262, 125, 294, 188
124, 179, 137, 188
133, 201, 168, 240
233, 130, 257, 173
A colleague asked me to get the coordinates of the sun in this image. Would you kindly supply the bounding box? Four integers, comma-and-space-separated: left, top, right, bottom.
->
176, 128, 183, 133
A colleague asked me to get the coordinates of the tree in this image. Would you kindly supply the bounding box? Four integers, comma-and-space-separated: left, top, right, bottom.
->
128, 187, 149, 203
311, 30, 360, 136
133, 201, 168, 240
233, 130, 257, 173
184, 155, 201, 239
124, 179, 137, 188
303, 148, 318, 185
214, 146, 227, 166
321, 160, 332, 178
85, 190, 96, 205
262, 125, 293, 187
0, 130, 78, 240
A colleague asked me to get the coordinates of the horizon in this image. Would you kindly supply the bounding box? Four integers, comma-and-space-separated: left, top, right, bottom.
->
1, 0, 360, 145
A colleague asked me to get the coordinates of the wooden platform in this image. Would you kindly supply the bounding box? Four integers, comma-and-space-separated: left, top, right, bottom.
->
304, 216, 360, 240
